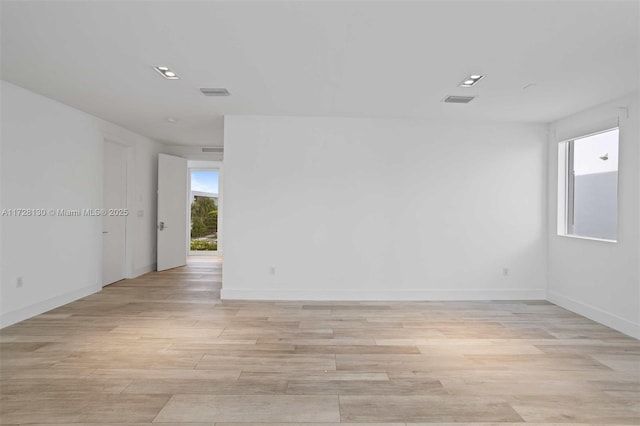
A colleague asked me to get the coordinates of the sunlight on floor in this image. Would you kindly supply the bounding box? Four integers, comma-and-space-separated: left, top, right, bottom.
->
187, 255, 222, 265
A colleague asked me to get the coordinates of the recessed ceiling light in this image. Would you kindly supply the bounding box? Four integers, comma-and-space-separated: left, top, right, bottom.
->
458, 74, 484, 87
166, 117, 178, 123
154, 66, 179, 80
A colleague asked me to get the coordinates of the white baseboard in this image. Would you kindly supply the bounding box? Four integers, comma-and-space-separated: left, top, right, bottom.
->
0, 284, 101, 329
547, 290, 640, 339
131, 263, 156, 278
221, 288, 546, 301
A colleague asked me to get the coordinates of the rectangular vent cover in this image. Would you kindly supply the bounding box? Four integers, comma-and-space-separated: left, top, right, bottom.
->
200, 88, 230, 96
202, 147, 224, 153
443, 95, 475, 104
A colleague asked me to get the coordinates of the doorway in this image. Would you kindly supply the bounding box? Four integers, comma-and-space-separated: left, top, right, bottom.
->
189, 168, 220, 255
102, 140, 127, 286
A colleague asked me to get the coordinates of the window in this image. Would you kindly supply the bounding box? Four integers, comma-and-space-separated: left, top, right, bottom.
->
558, 128, 619, 241
190, 170, 219, 252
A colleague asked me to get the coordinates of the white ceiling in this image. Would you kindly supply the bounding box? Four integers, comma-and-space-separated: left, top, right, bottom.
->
2, 1, 638, 146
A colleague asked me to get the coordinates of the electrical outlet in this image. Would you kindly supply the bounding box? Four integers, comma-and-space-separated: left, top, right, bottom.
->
502, 267, 509, 277
16, 277, 23, 288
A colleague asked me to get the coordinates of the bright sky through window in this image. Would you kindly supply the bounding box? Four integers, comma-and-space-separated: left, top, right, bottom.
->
191, 170, 219, 194
573, 129, 619, 176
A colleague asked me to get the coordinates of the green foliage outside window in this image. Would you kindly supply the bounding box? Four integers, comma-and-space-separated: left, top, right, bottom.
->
190, 197, 218, 239
190, 240, 217, 251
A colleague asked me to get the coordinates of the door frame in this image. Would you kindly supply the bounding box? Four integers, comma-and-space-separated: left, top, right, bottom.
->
157, 153, 189, 271
187, 161, 223, 256
101, 136, 135, 282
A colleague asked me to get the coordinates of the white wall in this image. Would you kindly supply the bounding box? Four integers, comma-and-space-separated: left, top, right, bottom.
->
0, 81, 162, 327
222, 116, 548, 301
547, 92, 640, 338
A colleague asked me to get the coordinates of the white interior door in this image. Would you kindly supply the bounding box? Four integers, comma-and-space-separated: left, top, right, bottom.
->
102, 141, 127, 286
157, 153, 188, 271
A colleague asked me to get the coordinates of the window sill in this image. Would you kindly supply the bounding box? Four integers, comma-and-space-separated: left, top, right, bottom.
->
557, 234, 617, 244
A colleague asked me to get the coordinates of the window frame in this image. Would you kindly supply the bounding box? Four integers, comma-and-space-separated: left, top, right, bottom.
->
558, 126, 619, 243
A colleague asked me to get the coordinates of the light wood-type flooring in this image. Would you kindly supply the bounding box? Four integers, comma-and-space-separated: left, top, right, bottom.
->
1, 256, 638, 425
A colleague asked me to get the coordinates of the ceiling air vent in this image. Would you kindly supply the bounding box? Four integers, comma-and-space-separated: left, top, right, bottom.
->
200, 88, 230, 96
443, 95, 475, 104
202, 147, 224, 153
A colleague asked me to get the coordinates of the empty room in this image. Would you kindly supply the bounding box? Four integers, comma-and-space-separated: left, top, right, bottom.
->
0, 0, 639, 425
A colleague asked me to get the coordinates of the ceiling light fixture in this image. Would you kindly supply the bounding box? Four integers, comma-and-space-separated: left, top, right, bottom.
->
459, 74, 484, 88
154, 66, 179, 80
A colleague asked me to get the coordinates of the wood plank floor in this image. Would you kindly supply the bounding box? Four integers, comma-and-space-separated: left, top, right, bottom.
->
1, 256, 638, 425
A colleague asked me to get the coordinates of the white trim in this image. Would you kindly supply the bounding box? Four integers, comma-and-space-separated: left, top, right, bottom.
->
556, 126, 620, 145
0, 284, 101, 329
548, 290, 640, 339
555, 116, 621, 143
555, 127, 620, 243
188, 160, 223, 169
221, 288, 546, 301
556, 140, 568, 236
556, 234, 617, 244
